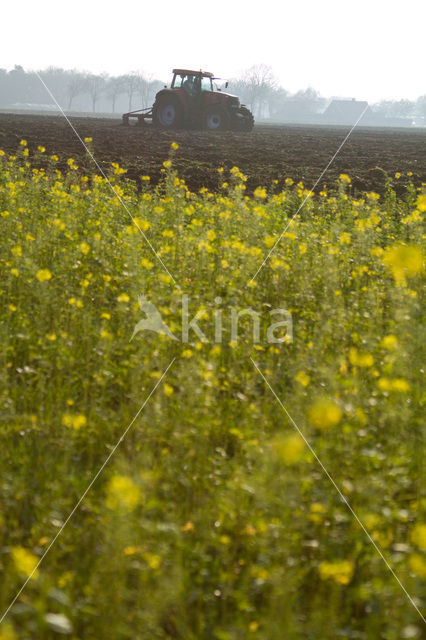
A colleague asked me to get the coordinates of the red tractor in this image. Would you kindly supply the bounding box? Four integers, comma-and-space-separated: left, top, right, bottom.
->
122, 69, 254, 132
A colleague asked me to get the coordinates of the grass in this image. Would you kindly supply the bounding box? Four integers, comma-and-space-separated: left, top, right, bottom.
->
0, 142, 425, 639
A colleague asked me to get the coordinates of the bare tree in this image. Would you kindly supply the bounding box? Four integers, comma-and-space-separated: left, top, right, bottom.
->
134, 73, 164, 109
123, 73, 140, 111
106, 76, 125, 112
86, 74, 107, 113
67, 72, 86, 110
228, 65, 277, 117
135, 73, 149, 108
241, 64, 277, 117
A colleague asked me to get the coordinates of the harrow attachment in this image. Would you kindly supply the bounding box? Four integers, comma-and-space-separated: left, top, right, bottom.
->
122, 108, 153, 126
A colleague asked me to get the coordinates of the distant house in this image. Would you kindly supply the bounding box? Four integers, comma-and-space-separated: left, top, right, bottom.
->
322, 99, 372, 125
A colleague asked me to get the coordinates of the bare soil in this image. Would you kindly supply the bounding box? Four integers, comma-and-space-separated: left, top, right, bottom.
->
0, 113, 425, 195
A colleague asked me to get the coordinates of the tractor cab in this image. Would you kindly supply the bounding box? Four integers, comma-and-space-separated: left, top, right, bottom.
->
171, 69, 214, 95
168, 69, 237, 122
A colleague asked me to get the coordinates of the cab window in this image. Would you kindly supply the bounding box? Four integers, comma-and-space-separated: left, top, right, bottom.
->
173, 74, 195, 88
173, 74, 186, 89
201, 77, 212, 92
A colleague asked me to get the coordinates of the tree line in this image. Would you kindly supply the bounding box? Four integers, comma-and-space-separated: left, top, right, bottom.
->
0, 66, 164, 114
1, 64, 425, 122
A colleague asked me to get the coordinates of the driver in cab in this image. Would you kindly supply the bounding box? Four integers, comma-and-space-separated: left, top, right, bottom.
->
182, 76, 200, 96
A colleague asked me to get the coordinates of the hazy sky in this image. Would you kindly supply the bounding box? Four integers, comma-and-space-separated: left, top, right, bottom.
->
1, 0, 424, 102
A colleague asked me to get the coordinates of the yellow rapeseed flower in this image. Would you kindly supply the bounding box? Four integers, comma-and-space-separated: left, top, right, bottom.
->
381, 334, 398, 350
142, 552, 162, 569
366, 192, 380, 200
309, 503, 327, 525
79, 242, 90, 255
415, 194, 426, 212
349, 348, 374, 367
393, 379, 410, 392
140, 258, 154, 270
295, 371, 310, 387
253, 186, 267, 199
117, 293, 130, 303
111, 162, 127, 175
308, 399, 342, 430
339, 232, 351, 245
383, 243, 423, 284
11, 546, 39, 579
123, 545, 142, 555
339, 174, 351, 184
36, 268, 52, 282
272, 434, 306, 464
319, 559, 354, 585
410, 524, 426, 550
106, 475, 141, 511
408, 554, 426, 578
134, 218, 151, 231
62, 413, 87, 430
377, 377, 410, 392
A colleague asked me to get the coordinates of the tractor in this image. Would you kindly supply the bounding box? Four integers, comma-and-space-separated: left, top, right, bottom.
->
122, 69, 254, 132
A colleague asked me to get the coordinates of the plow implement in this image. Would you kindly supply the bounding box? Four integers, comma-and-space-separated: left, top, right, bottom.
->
122, 108, 153, 126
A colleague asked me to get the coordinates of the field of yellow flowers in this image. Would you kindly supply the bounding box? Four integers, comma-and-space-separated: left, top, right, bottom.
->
0, 141, 425, 639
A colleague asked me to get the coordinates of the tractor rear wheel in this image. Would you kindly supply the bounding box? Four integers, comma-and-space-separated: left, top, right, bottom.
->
153, 99, 183, 129
203, 106, 230, 131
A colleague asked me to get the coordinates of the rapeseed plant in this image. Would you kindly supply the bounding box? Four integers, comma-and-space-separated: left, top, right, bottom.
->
0, 144, 424, 638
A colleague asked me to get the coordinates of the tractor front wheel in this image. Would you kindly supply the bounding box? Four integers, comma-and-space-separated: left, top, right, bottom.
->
153, 99, 183, 129
237, 106, 255, 132
203, 106, 230, 132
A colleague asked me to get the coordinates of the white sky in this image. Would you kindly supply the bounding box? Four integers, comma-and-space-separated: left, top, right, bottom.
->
1, 0, 424, 102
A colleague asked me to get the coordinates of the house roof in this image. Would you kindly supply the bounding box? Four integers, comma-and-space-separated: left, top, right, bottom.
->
324, 99, 370, 120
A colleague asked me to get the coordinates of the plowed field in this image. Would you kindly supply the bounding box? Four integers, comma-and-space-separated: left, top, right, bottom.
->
0, 112, 425, 194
